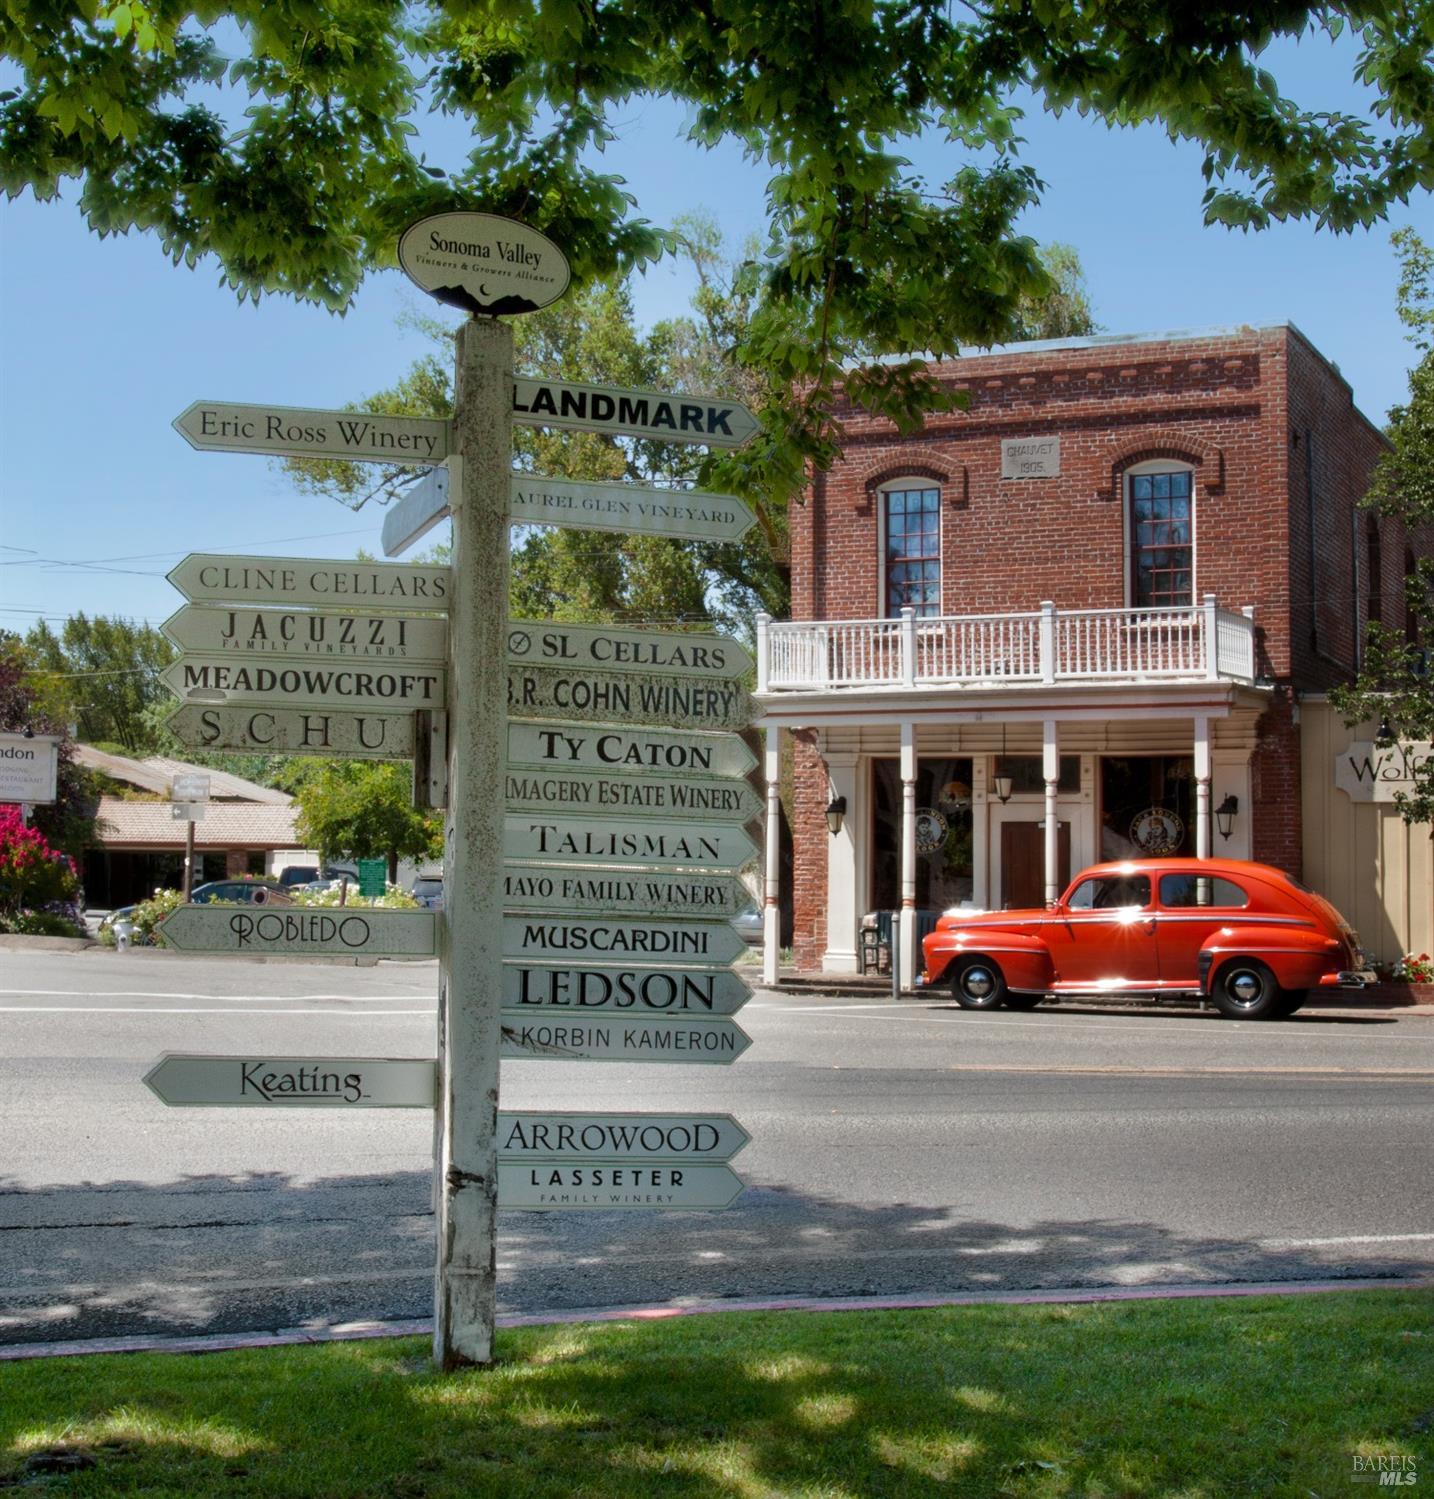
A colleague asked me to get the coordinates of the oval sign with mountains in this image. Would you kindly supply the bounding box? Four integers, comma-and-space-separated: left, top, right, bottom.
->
398, 212, 570, 317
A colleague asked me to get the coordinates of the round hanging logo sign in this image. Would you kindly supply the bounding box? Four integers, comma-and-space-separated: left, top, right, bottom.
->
1130, 806, 1184, 855
398, 212, 571, 317
914, 808, 949, 852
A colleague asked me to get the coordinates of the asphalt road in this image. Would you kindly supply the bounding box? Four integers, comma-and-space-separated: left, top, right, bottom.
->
2, 949, 1432, 1345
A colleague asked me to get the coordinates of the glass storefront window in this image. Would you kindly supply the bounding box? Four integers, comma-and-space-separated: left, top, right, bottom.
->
1100, 755, 1194, 859
871, 757, 974, 911
993, 755, 1081, 795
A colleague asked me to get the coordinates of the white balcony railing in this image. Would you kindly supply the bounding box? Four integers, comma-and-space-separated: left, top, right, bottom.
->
757, 596, 1257, 693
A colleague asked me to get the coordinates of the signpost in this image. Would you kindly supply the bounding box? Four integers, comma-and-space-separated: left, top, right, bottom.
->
507, 665, 749, 731
506, 720, 757, 780
174, 401, 450, 465
502, 815, 757, 872
382, 461, 454, 558
163, 656, 446, 712
499, 1011, 752, 1065
509, 474, 756, 543
502, 963, 753, 1015
512, 377, 759, 449
502, 863, 748, 918
169, 772, 209, 897
162, 604, 447, 663
157, 904, 436, 957
504, 763, 761, 824
167, 554, 451, 612
506, 620, 752, 680
166, 703, 417, 760
144, 1054, 437, 1108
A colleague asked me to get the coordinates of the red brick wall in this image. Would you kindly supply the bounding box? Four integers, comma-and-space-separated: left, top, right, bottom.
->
790, 731, 827, 971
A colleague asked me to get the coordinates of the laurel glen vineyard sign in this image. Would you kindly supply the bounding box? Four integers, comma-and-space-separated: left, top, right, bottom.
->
398, 212, 570, 318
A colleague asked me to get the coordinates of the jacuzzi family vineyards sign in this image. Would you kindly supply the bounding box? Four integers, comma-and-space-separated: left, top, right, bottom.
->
148, 212, 763, 1371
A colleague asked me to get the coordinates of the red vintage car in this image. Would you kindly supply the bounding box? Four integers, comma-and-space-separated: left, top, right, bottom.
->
920, 858, 1375, 1020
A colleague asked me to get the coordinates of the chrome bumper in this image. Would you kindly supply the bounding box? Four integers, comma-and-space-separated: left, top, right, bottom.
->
1336, 969, 1379, 988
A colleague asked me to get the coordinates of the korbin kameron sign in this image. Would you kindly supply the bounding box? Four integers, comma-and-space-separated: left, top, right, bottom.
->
398, 212, 571, 318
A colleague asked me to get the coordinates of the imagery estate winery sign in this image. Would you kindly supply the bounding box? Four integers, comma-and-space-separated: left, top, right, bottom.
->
504, 764, 761, 824
174, 401, 449, 465
158, 906, 437, 957
166, 704, 415, 759
508, 474, 756, 543
398, 212, 570, 318
168, 555, 450, 611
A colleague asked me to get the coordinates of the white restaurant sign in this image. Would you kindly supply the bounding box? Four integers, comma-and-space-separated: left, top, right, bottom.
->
1335, 739, 1434, 803
0, 733, 59, 804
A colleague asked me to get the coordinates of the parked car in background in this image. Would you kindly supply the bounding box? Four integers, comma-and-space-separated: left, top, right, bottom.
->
410, 874, 443, 911
190, 879, 291, 905
920, 858, 1375, 1020
732, 904, 764, 946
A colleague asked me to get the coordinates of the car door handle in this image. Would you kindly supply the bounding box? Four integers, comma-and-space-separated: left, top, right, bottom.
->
1139, 918, 1156, 934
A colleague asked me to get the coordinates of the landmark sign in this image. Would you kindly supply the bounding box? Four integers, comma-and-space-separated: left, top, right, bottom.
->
506, 620, 751, 681
507, 720, 758, 781
144, 1054, 437, 1108
167, 555, 451, 612
382, 461, 454, 558
0, 733, 59, 805
512, 376, 758, 449
398, 212, 570, 318
502, 914, 747, 968
504, 764, 761, 825
162, 605, 447, 664
507, 665, 750, 732
163, 656, 445, 712
502, 816, 756, 872
174, 401, 449, 465
503, 863, 748, 918
496, 1161, 744, 1211
498, 1111, 750, 1162
499, 1011, 751, 1065
167, 704, 415, 760
158, 905, 437, 958
502, 963, 753, 1015
509, 474, 756, 543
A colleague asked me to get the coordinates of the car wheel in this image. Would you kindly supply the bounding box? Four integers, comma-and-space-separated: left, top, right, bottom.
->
951, 957, 1007, 1010
1002, 992, 1043, 1010
1210, 959, 1283, 1020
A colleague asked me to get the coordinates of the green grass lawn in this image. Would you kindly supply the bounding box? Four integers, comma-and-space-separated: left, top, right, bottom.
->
2, 1291, 1430, 1497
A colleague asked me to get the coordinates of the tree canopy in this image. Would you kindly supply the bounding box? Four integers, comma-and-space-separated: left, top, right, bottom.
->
5, 2, 1431, 517
289, 758, 442, 881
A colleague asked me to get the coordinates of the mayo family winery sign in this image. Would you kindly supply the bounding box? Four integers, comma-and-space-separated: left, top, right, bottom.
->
507, 665, 750, 732
506, 620, 751, 680
174, 401, 449, 465
398, 212, 570, 318
162, 605, 447, 663
502, 863, 748, 918
512, 377, 758, 449
144, 1054, 437, 1108
506, 720, 757, 780
163, 657, 445, 711
168, 555, 451, 611
166, 704, 415, 760
508, 474, 756, 543
501, 963, 753, 1014
158, 905, 437, 957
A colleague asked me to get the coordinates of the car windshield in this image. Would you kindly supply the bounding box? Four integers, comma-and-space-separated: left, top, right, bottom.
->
413, 879, 442, 895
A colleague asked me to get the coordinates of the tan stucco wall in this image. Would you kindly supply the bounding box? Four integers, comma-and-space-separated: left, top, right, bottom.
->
1300, 698, 1434, 963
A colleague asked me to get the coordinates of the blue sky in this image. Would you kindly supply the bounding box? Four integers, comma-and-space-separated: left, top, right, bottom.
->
2, 28, 1430, 633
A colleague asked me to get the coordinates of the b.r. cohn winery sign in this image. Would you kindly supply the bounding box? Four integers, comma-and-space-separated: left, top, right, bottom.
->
1335, 739, 1434, 803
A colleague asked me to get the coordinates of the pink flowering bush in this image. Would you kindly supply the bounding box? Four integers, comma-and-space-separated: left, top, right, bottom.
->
0, 805, 78, 915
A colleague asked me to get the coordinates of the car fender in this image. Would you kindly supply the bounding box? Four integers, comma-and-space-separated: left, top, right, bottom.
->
1198, 924, 1341, 993
923, 925, 1054, 993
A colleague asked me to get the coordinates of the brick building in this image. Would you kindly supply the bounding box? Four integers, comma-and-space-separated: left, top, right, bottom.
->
749, 322, 1430, 986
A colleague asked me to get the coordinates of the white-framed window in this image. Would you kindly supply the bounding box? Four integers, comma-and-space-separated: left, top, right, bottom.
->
1125, 461, 1196, 609
881, 481, 941, 618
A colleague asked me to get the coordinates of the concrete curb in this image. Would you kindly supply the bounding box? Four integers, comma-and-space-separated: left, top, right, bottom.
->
2, 1276, 1426, 1362
0, 934, 94, 952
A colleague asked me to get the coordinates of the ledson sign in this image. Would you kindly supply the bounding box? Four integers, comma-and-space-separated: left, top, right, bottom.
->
150, 209, 763, 1368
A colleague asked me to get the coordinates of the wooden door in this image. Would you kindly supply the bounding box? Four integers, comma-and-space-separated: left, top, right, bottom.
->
1000, 820, 1070, 909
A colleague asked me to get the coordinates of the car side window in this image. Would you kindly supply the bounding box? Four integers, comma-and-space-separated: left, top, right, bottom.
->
1159, 874, 1249, 909
1067, 875, 1152, 910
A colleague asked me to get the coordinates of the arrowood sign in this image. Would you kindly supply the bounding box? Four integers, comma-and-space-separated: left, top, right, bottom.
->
498, 1111, 749, 1162
502, 863, 748, 918
502, 963, 753, 1015
506, 620, 751, 680
509, 474, 756, 543
158, 905, 437, 957
503, 815, 757, 872
507, 665, 750, 732
168, 555, 450, 612
164, 656, 445, 712
167, 704, 416, 760
504, 764, 761, 825
501, 914, 747, 968
174, 401, 450, 465
506, 720, 758, 780
512, 377, 758, 449
162, 605, 447, 663
499, 1011, 751, 1065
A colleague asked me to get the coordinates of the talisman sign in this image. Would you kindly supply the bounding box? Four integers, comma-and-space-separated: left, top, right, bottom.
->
506, 720, 757, 780
502, 963, 753, 1014
166, 704, 415, 760
502, 863, 748, 918
174, 401, 449, 465
503, 815, 757, 872
506, 620, 751, 680
163, 656, 445, 712
158, 905, 437, 957
496, 1161, 744, 1211
509, 474, 756, 542
168, 555, 451, 612
144, 1054, 437, 1108
499, 1011, 751, 1065
507, 666, 750, 732
501, 914, 747, 968
512, 377, 758, 449
162, 605, 447, 664
504, 764, 761, 824
398, 212, 570, 318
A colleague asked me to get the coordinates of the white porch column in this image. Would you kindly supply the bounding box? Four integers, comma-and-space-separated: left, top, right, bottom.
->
1042, 719, 1060, 906
822, 752, 861, 972
762, 725, 781, 986
900, 721, 918, 991
1194, 713, 1211, 859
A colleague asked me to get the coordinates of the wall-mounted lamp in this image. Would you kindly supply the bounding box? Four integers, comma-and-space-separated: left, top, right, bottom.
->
1214, 793, 1239, 840
993, 723, 1013, 803
1377, 714, 1395, 744
21, 725, 34, 740
825, 795, 847, 837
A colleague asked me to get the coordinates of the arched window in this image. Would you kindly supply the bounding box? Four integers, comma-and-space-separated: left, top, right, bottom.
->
1367, 518, 1383, 628
881, 481, 941, 617
1126, 461, 1195, 609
